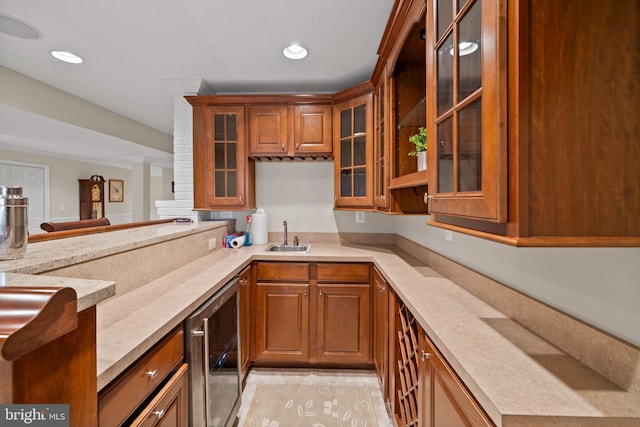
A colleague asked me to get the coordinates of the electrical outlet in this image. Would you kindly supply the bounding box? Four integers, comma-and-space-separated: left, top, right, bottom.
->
355, 211, 366, 224
445, 230, 453, 242
208, 238, 218, 251
219, 211, 233, 219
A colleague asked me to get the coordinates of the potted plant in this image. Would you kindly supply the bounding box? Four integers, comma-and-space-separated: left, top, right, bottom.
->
408, 127, 427, 171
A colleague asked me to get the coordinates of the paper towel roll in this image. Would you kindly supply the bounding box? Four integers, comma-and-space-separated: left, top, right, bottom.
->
230, 235, 246, 249
251, 209, 268, 244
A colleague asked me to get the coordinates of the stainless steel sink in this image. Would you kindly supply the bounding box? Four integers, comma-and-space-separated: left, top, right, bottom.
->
265, 244, 311, 253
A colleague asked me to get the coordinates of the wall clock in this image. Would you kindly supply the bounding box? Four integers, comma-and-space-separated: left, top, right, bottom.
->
109, 179, 124, 202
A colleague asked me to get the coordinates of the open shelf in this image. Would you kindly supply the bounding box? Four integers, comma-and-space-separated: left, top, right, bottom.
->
389, 170, 428, 189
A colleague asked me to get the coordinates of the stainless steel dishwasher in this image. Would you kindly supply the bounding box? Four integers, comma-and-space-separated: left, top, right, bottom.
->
185, 275, 240, 427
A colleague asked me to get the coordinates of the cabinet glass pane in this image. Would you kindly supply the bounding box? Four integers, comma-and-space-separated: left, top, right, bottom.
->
354, 104, 366, 134
214, 114, 225, 141
437, 117, 454, 193
437, 0, 453, 40
340, 110, 352, 138
215, 143, 225, 169
227, 142, 237, 169
340, 139, 352, 168
341, 170, 352, 197
226, 114, 237, 140
354, 135, 366, 166
215, 171, 225, 197
457, 99, 482, 192
458, 0, 482, 102
354, 168, 366, 197
227, 171, 237, 197
437, 33, 454, 116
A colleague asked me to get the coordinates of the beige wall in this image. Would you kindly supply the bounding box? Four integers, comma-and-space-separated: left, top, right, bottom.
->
0, 148, 166, 223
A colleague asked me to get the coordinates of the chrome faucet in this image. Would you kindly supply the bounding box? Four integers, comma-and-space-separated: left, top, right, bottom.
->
283, 220, 288, 245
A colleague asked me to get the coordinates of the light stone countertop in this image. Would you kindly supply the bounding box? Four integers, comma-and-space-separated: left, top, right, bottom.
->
97, 241, 640, 427
2, 222, 637, 426
0, 272, 114, 312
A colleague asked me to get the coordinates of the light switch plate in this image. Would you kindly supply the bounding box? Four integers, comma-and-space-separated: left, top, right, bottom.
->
355, 211, 366, 224
219, 211, 233, 219
208, 238, 218, 251
445, 230, 453, 242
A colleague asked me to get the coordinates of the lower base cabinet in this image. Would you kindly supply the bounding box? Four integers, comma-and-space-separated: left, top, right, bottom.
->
253, 261, 372, 366
98, 327, 187, 427
128, 363, 189, 427
389, 296, 493, 427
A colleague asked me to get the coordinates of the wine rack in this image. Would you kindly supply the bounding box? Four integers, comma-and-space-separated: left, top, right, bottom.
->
394, 300, 420, 426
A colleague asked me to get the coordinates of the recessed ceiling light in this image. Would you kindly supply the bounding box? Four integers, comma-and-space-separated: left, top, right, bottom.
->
283, 44, 308, 60
0, 13, 42, 39
50, 50, 84, 64
449, 41, 479, 57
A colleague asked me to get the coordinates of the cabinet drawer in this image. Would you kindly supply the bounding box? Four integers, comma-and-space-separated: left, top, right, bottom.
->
99, 327, 184, 427
257, 262, 310, 282
129, 363, 189, 427
317, 263, 370, 283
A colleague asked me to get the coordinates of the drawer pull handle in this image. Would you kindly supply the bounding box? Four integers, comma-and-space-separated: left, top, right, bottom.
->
146, 369, 159, 379
152, 409, 165, 419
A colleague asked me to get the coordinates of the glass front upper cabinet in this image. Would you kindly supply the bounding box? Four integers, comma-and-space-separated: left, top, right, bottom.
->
333, 93, 374, 209
428, 0, 507, 223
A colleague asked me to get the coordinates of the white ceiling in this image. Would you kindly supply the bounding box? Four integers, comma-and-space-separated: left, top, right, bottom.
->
0, 0, 395, 169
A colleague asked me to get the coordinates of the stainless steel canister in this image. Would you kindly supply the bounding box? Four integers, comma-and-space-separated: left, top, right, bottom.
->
0, 186, 29, 260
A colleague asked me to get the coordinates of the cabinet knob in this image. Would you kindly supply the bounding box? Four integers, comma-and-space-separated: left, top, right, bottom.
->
319, 289, 323, 296
303, 289, 308, 296
239, 278, 247, 285
424, 193, 433, 204
152, 409, 165, 419
282, 144, 286, 151
296, 143, 300, 150
421, 351, 431, 360
146, 369, 159, 379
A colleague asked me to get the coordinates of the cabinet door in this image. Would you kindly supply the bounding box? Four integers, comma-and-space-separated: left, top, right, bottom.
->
373, 78, 390, 210
372, 267, 389, 397
333, 93, 374, 208
254, 283, 310, 362
248, 106, 289, 155
427, 0, 507, 222
421, 333, 493, 427
129, 364, 189, 427
193, 105, 254, 209
316, 283, 371, 364
238, 265, 252, 384
293, 104, 333, 155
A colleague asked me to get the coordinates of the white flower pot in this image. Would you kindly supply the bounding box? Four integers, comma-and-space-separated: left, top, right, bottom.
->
417, 151, 427, 171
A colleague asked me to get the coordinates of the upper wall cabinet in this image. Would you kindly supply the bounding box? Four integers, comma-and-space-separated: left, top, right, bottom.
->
425, 0, 640, 246
248, 102, 333, 158
187, 101, 256, 210
333, 85, 374, 209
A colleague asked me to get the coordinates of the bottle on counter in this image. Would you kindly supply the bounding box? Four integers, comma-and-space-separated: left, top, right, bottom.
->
244, 215, 252, 246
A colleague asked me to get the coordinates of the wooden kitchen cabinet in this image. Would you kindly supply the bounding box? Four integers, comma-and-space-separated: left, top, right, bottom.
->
254, 262, 311, 362
420, 333, 493, 427
316, 263, 371, 364
425, 0, 640, 246
333, 84, 374, 209
238, 265, 252, 385
248, 104, 332, 157
253, 261, 372, 366
372, 266, 389, 398
98, 327, 185, 427
187, 100, 256, 210
128, 363, 189, 427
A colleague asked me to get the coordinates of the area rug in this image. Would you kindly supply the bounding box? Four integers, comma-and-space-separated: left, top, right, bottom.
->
243, 384, 379, 427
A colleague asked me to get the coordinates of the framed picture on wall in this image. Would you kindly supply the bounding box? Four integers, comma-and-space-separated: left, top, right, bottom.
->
109, 179, 124, 202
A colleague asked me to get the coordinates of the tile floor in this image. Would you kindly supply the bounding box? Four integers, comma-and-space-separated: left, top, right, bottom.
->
237, 368, 394, 427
